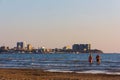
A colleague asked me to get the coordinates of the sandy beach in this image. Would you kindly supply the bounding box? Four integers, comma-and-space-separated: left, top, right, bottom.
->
0, 68, 119, 80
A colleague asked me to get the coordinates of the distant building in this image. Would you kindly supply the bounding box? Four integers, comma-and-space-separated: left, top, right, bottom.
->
63, 45, 71, 50
79, 44, 91, 53
27, 44, 33, 51
17, 41, 26, 50
1, 46, 9, 50
40, 47, 46, 53
72, 44, 80, 52
72, 44, 91, 53
0, 46, 9, 53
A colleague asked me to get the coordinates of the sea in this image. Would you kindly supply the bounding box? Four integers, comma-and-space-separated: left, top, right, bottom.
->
0, 53, 120, 75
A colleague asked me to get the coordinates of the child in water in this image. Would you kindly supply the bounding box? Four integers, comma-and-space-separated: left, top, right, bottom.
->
96, 54, 101, 64
88, 54, 93, 64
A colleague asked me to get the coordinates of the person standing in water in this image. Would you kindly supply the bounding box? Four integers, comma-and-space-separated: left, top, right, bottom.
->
96, 54, 101, 64
88, 54, 93, 64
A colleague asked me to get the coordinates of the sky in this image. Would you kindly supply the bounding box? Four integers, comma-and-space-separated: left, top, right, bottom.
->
0, 0, 120, 53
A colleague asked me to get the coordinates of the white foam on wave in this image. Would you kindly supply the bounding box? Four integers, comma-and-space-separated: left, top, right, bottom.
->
45, 69, 73, 73
77, 70, 106, 74
46, 69, 120, 75
106, 72, 120, 75
77, 70, 120, 75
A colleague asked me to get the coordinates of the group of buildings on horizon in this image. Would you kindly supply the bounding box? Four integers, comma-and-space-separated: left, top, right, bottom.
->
0, 41, 103, 54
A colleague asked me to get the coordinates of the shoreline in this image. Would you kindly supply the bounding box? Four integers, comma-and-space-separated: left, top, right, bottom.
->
0, 68, 119, 80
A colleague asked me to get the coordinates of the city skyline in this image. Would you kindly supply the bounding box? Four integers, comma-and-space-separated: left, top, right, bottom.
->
0, 41, 103, 54
0, 0, 120, 53
0, 41, 91, 49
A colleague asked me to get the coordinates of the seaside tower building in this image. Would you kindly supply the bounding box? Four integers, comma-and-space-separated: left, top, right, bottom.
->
27, 44, 33, 51
17, 41, 26, 50
79, 44, 91, 53
72, 44, 80, 52
72, 44, 91, 53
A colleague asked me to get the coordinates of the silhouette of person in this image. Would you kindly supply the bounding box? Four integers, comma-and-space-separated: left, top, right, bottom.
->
96, 54, 101, 64
88, 54, 93, 64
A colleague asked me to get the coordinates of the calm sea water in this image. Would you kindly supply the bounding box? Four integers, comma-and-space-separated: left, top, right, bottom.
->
0, 53, 120, 75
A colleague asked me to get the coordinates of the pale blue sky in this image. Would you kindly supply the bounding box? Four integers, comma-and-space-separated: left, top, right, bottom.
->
0, 0, 120, 52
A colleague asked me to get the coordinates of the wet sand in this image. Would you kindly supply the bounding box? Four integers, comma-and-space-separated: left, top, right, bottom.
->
0, 68, 119, 80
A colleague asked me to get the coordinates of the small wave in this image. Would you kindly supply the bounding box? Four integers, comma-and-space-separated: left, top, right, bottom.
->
45, 69, 73, 73
103, 61, 120, 63
77, 70, 120, 75
12, 59, 31, 62
46, 69, 120, 75
77, 70, 106, 74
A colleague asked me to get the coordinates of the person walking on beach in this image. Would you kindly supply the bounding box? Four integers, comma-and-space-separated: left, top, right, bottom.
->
88, 54, 93, 64
96, 54, 101, 64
